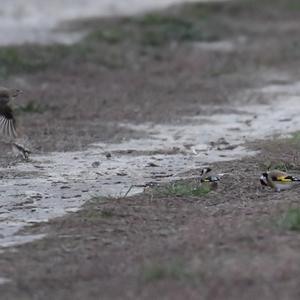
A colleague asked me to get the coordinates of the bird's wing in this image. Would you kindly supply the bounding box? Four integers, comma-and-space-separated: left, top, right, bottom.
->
201, 175, 220, 183
0, 103, 17, 138
272, 175, 294, 183
283, 175, 300, 182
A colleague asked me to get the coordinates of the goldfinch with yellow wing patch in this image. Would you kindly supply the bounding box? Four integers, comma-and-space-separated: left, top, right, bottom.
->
200, 167, 223, 189
260, 170, 300, 192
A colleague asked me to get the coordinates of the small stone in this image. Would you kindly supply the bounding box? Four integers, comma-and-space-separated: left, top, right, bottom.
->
116, 172, 127, 176
146, 162, 159, 167
60, 185, 71, 189
105, 152, 112, 159
92, 161, 101, 168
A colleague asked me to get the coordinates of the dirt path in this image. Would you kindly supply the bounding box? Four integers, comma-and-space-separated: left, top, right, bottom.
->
1, 0, 300, 299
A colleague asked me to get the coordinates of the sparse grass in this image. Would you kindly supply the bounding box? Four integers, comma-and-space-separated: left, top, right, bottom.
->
100, 208, 114, 218
86, 10, 222, 48
181, 2, 227, 19
290, 131, 300, 145
279, 208, 300, 231
16, 101, 45, 114
81, 207, 115, 221
151, 181, 212, 198
0, 45, 71, 78
286, 1, 300, 10
260, 161, 290, 172
0, 33, 125, 78
86, 28, 124, 44
134, 14, 219, 46
256, 0, 300, 10
1, 0, 299, 78
143, 261, 190, 282
81, 196, 128, 220
0, 3, 228, 78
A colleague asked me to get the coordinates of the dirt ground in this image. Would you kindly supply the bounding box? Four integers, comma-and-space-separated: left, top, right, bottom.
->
2, 0, 300, 299
2, 140, 300, 300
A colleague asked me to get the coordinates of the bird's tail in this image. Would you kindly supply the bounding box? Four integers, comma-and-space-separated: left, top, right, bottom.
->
284, 175, 300, 182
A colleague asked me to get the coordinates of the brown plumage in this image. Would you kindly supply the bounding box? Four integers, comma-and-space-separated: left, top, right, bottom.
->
0, 87, 30, 161
0, 87, 21, 139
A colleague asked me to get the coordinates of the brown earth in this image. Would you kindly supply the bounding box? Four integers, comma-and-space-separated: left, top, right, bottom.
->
1, 0, 300, 299
2, 139, 300, 300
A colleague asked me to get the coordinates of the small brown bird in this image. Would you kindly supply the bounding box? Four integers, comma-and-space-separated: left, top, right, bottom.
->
0, 87, 30, 160
260, 170, 300, 192
12, 142, 31, 161
0, 87, 20, 138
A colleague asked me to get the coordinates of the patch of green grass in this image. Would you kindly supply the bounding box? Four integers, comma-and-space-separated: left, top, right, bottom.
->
285, 1, 300, 10
153, 181, 211, 197
182, 2, 226, 19
279, 208, 300, 231
85, 28, 124, 44
136, 13, 219, 46
4, 0, 297, 78
86, 12, 220, 48
82, 210, 101, 221
16, 100, 45, 114
280, 131, 300, 152
100, 208, 114, 218
261, 161, 289, 172
268, 0, 300, 12
82, 196, 126, 220
0, 45, 71, 78
290, 131, 300, 144
0, 2, 233, 77
82, 207, 115, 221
0, 47, 44, 78
143, 261, 189, 282
138, 14, 187, 27
0, 39, 126, 78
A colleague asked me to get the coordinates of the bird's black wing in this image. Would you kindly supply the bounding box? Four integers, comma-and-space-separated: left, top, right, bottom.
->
0, 103, 17, 138
284, 175, 300, 182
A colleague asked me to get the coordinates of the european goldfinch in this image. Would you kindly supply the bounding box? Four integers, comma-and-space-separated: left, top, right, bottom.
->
260, 170, 300, 192
201, 175, 222, 183
200, 167, 223, 189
